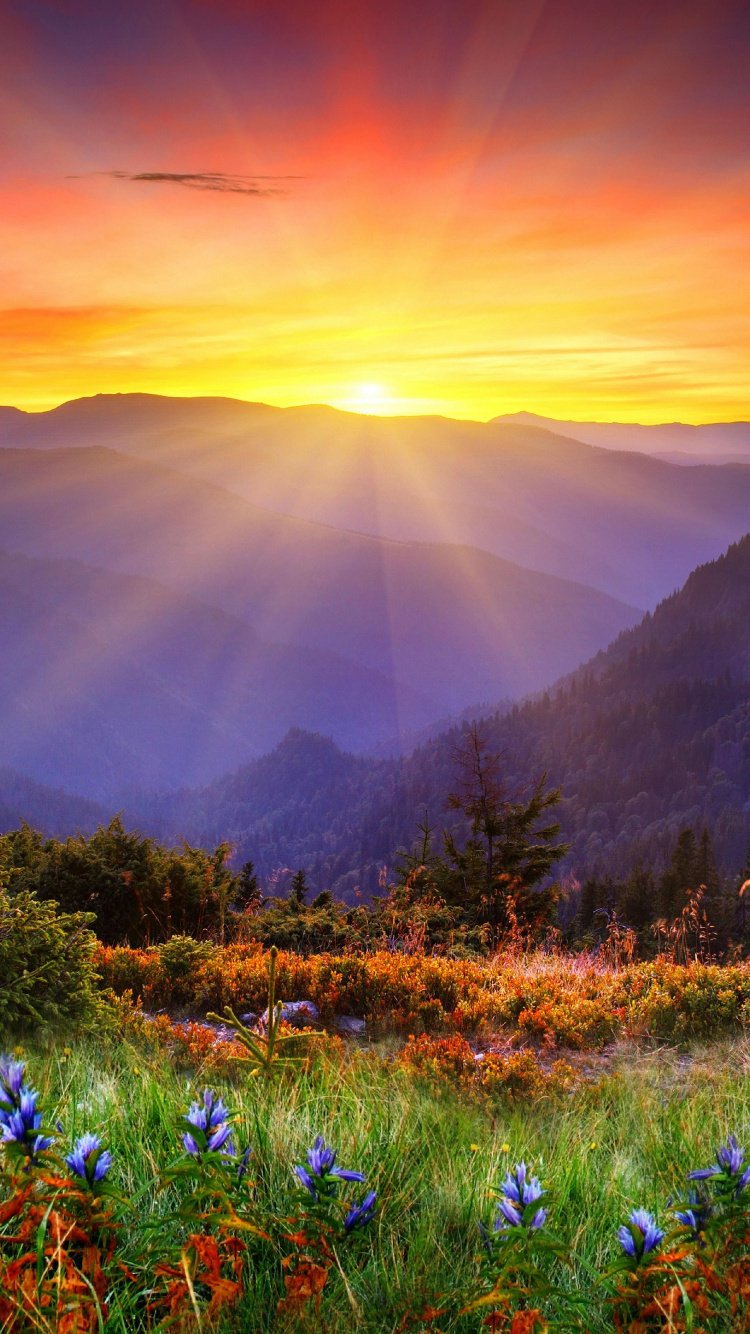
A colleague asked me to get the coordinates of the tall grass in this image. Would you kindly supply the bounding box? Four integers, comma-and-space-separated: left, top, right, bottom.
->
10, 1032, 750, 1331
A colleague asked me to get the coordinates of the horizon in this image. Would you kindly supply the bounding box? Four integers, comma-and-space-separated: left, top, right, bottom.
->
3, 388, 750, 431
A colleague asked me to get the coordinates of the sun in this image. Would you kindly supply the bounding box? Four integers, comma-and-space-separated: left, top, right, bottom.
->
354, 382, 387, 403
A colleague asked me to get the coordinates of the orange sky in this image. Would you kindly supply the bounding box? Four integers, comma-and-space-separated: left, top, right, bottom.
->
1, 0, 749, 421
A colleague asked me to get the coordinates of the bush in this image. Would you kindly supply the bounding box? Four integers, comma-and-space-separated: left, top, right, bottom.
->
0, 876, 101, 1027
396, 1034, 578, 1103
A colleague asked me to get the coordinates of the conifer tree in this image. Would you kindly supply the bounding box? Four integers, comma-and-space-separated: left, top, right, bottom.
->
289, 868, 308, 909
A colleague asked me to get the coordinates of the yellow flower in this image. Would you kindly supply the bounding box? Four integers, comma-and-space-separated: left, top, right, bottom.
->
501, 1143, 511, 1154
590, 1141, 597, 1151
470, 1143, 480, 1152
133, 1067, 140, 1076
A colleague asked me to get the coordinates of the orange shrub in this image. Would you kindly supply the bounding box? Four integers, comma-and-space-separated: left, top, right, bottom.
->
396, 1035, 577, 1102
96, 945, 750, 1050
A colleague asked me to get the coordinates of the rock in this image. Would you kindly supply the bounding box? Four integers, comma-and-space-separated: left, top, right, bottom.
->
239, 1013, 257, 1025
261, 999, 320, 1029
333, 1015, 366, 1035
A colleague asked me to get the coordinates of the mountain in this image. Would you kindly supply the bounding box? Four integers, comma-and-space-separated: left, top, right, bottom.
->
494, 411, 750, 461
4, 394, 750, 606
149, 536, 750, 898
0, 548, 440, 797
0, 447, 640, 729
0, 767, 110, 839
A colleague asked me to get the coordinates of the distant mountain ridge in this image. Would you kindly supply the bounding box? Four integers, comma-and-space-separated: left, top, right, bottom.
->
0, 446, 640, 752
142, 535, 750, 898
494, 411, 750, 461
3, 393, 750, 607
0, 547, 437, 796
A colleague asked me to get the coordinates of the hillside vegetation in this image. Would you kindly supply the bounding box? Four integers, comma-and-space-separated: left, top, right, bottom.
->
144, 536, 750, 900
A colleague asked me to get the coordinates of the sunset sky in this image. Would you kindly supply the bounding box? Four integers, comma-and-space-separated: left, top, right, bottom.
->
2, 0, 749, 421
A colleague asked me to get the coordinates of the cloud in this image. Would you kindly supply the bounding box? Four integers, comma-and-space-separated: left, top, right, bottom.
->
67, 171, 296, 196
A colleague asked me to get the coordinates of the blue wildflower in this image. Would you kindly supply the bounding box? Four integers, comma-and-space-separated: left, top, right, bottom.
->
494, 1161, 547, 1232
0, 1071, 54, 1164
674, 1188, 711, 1243
618, 1207, 664, 1261
0, 1057, 25, 1109
237, 1145, 253, 1184
180, 1088, 235, 1161
66, 1133, 112, 1187
344, 1189, 377, 1234
690, 1135, 750, 1198
294, 1136, 366, 1201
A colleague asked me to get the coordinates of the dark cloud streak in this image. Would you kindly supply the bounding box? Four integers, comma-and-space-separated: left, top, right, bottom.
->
67, 171, 298, 196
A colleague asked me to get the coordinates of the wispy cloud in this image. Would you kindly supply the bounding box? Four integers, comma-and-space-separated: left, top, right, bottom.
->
67, 171, 297, 196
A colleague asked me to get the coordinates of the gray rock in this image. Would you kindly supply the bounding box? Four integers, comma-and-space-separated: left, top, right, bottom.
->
333, 1015, 367, 1035
261, 999, 320, 1029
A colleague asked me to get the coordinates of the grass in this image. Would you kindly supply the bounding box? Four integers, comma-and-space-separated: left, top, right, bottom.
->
7, 1029, 750, 1331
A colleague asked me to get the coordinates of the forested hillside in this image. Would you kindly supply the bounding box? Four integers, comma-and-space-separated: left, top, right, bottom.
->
149, 536, 750, 899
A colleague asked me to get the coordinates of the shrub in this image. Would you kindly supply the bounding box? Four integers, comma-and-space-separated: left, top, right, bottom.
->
396, 1034, 578, 1103
0, 877, 101, 1028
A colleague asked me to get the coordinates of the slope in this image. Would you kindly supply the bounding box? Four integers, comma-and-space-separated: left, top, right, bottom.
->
4, 394, 750, 606
151, 536, 750, 897
0, 548, 434, 797
0, 447, 640, 723
495, 411, 750, 461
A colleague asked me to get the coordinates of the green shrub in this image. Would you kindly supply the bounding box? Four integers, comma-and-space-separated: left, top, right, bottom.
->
0, 875, 101, 1027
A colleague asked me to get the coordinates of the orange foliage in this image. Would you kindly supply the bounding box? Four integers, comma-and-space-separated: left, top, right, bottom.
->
98, 945, 750, 1050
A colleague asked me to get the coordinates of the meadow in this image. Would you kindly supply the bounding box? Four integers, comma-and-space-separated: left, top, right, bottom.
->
5, 947, 750, 1330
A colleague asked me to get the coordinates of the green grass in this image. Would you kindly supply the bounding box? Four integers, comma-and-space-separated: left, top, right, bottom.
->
7, 1032, 750, 1331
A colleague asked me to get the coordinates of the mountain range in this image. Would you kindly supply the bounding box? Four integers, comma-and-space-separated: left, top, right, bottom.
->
136, 534, 750, 899
494, 411, 750, 466
3, 395, 750, 607
0, 393, 749, 817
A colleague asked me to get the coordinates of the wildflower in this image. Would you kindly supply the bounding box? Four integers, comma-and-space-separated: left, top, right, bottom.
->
181, 1088, 235, 1160
617, 1208, 664, 1261
344, 1189, 377, 1233
0, 1057, 25, 1106
66, 1133, 113, 1187
501, 1143, 510, 1154
0, 1079, 54, 1162
674, 1190, 711, 1243
494, 1161, 547, 1232
237, 1145, 253, 1184
470, 1143, 480, 1152
294, 1135, 365, 1201
689, 1134, 750, 1195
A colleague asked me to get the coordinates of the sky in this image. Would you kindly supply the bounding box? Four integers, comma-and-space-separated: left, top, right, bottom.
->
1, 0, 750, 421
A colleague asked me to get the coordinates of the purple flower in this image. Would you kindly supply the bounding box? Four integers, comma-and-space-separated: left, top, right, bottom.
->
674, 1188, 711, 1242
0, 1077, 53, 1162
207, 1123, 233, 1154
344, 1190, 377, 1234
618, 1208, 664, 1262
690, 1135, 750, 1198
294, 1136, 365, 1201
185, 1090, 229, 1134
0, 1057, 25, 1107
237, 1146, 253, 1184
494, 1162, 547, 1232
295, 1164, 318, 1199
66, 1133, 112, 1186
180, 1088, 235, 1161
